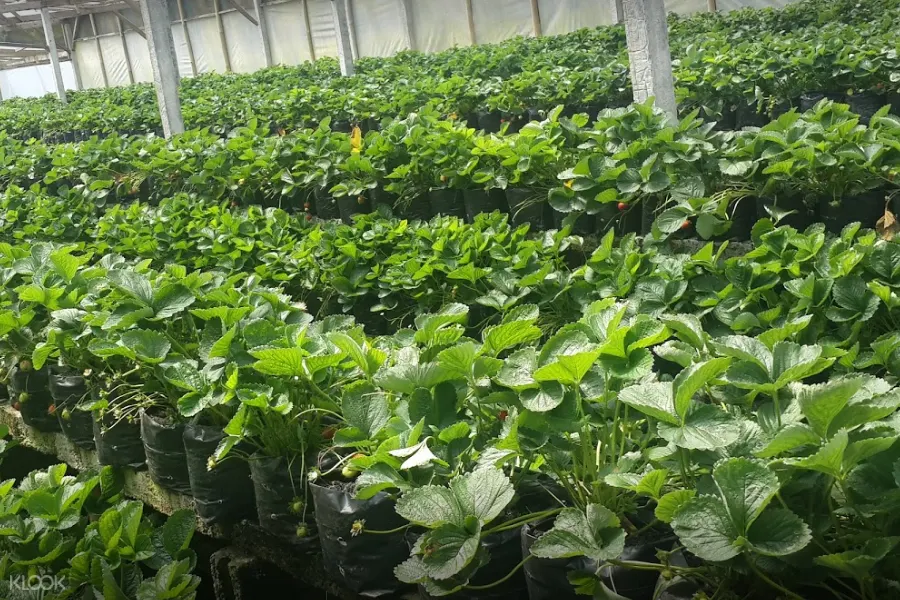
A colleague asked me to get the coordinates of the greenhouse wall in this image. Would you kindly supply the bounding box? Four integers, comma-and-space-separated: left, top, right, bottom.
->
7, 0, 796, 97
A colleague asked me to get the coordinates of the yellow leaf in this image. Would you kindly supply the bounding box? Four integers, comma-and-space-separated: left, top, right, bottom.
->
350, 126, 362, 154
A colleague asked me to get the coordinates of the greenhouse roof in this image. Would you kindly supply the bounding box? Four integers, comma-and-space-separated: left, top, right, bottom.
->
0, 0, 128, 69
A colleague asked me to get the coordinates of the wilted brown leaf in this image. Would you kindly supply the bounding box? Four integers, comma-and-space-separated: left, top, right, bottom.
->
876, 207, 900, 240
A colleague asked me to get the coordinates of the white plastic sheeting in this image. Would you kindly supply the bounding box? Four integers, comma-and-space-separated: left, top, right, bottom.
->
224, 11, 268, 72
187, 16, 229, 73
171, 25, 196, 78
0, 61, 77, 98
308, 0, 338, 61
353, 0, 406, 57
7, 0, 803, 97
472, 0, 533, 44
75, 40, 106, 89
125, 30, 154, 82
99, 35, 131, 86
539, 0, 617, 35
265, 0, 314, 64
410, 0, 470, 52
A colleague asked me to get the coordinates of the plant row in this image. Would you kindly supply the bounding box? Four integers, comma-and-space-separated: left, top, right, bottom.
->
1, 99, 899, 243
0, 0, 898, 140
1, 192, 900, 597
0, 445, 202, 600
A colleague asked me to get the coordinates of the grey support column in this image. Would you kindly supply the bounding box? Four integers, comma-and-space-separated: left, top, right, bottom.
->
138, 0, 185, 137
63, 21, 82, 90
622, 0, 677, 118
398, 0, 414, 50
252, 0, 273, 67
40, 9, 67, 103
330, 0, 355, 76
615, 0, 625, 23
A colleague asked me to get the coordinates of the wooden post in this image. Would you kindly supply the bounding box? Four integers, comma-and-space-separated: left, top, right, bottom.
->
330, 0, 354, 75
615, 0, 625, 23
252, 0, 272, 67
89, 14, 109, 87
622, 0, 677, 118
707, 0, 717, 11
213, 0, 232, 72
176, 0, 196, 75
302, 0, 316, 61
464, 0, 476, 45
530, 0, 542, 37
137, 0, 185, 137
117, 14, 135, 84
40, 8, 67, 102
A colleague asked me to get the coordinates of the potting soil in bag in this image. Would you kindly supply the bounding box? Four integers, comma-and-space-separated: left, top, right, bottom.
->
249, 454, 318, 550
184, 423, 255, 524
522, 523, 594, 600
141, 410, 191, 494
93, 412, 146, 469
10, 366, 60, 432
310, 481, 408, 597
49, 370, 94, 448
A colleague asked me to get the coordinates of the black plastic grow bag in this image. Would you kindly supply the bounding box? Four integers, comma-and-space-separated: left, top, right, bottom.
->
799, 91, 844, 112
756, 195, 814, 231
596, 202, 641, 236
249, 454, 318, 550
428, 189, 466, 219
184, 423, 255, 524
49, 369, 93, 448
522, 522, 593, 600
735, 104, 769, 129
598, 531, 676, 600
462, 189, 508, 222
141, 410, 191, 494
313, 186, 341, 220
93, 411, 145, 469
847, 92, 885, 124
10, 366, 59, 433
415, 527, 528, 600
724, 196, 758, 241
551, 209, 596, 235
477, 110, 502, 134
310, 481, 408, 597
403, 194, 433, 221
506, 188, 545, 230
819, 190, 886, 234
338, 194, 370, 224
